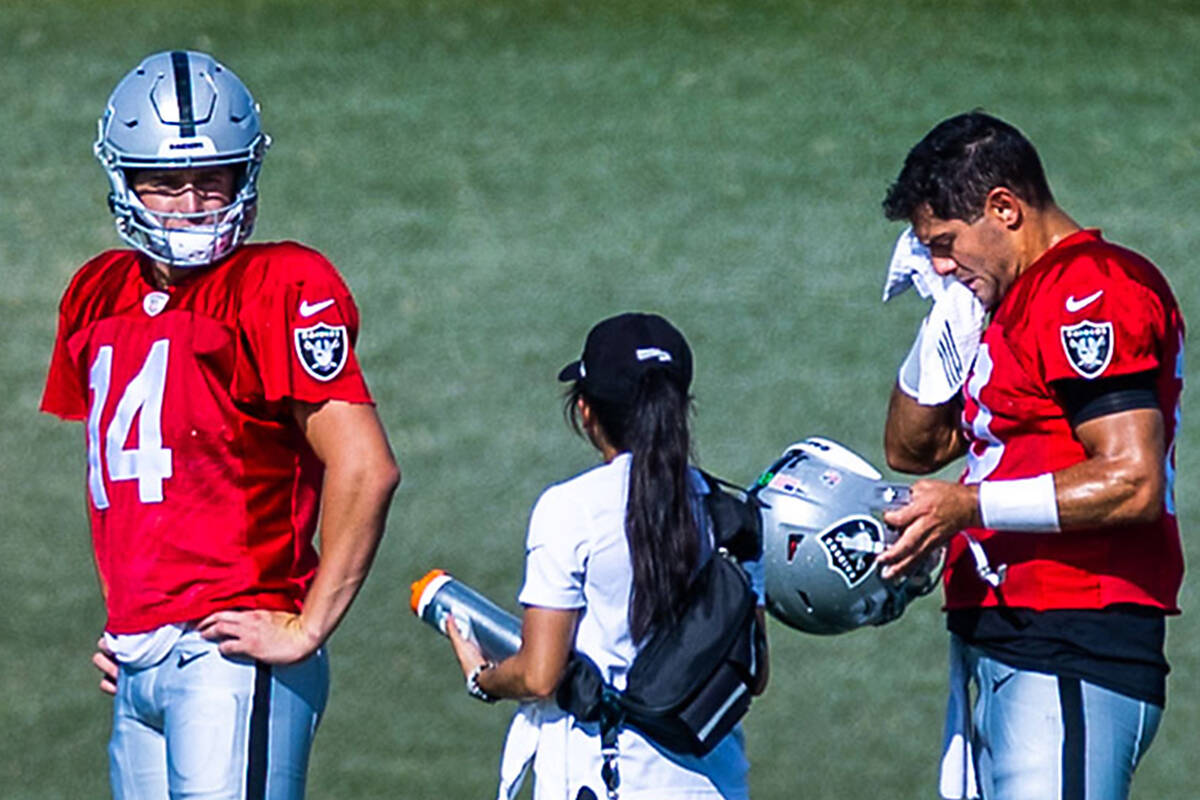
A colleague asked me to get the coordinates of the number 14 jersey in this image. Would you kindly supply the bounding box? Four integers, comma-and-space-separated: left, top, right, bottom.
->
41, 243, 373, 634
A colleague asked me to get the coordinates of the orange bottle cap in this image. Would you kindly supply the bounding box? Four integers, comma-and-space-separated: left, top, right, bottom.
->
410, 568, 447, 615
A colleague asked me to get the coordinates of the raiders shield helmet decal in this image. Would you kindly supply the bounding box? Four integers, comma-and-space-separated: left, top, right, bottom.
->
295, 322, 349, 381
818, 515, 885, 588
1060, 320, 1114, 379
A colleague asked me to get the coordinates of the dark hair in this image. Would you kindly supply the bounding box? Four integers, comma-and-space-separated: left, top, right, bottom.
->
882, 111, 1055, 223
565, 370, 698, 643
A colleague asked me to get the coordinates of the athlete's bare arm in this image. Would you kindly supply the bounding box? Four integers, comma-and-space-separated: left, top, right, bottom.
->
879, 407, 1166, 579
883, 384, 968, 474
1056, 408, 1165, 527
198, 400, 400, 663
447, 606, 579, 701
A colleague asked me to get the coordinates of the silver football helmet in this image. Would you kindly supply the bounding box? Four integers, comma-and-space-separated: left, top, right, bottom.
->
750, 437, 940, 635
94, 51, 270, 267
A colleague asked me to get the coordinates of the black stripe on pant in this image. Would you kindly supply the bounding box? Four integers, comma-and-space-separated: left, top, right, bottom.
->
246, 662, 272, 799
1058, 676, 1085, 800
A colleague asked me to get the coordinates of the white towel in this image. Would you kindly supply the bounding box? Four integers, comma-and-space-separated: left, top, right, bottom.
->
882, 225, 941, 303
497, 702, 543, 800
939, 637, 980, 799
883, 227, 985, 405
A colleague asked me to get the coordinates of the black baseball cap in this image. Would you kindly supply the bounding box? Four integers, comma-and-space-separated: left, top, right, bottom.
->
557, 312, 693, 403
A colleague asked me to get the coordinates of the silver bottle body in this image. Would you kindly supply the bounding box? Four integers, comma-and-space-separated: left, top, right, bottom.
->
415, 573, 522, 661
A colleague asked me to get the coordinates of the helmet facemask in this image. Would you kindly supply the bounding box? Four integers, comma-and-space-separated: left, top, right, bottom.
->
101, 154, 265, 268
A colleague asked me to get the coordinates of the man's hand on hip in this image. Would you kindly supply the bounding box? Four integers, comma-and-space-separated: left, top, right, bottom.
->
198, 609, 321, 664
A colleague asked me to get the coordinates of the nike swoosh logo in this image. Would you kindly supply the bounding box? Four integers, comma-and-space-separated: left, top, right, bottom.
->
992, 672, 1016, 693
299, 298, 336, 317
177, 651, 208, 669
1065, 290, 1103, 313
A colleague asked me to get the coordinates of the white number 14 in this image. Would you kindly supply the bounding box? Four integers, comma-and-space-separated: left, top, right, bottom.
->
87, 339, 174, 509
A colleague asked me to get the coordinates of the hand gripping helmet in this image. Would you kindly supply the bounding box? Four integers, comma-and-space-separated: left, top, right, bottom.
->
94, 51, 270, 267
749, 437, 941, 635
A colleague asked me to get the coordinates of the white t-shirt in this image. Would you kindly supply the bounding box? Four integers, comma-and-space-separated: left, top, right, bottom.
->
517, 453, 764, 800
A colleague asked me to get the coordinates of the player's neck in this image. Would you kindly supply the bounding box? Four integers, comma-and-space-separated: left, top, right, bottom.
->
1017, 205, 1081, 276
147, 260, 211, 290
148, 262, 176, 289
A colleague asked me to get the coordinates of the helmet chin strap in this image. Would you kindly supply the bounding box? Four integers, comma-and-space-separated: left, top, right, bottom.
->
961, 533, 1007, 587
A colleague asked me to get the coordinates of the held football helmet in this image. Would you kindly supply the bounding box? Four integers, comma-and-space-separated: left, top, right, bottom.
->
94, 51, 270, 267
749, 437, 941, 635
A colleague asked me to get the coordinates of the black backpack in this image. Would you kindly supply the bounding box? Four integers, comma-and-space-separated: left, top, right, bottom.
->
555, 473, 765, 797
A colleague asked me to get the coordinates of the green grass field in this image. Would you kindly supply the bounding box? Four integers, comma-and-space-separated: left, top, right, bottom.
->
2, 1, 1198, 797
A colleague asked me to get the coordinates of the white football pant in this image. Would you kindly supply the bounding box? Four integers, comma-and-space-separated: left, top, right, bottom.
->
963, 641, 1161, 800
109, 630, 328, 800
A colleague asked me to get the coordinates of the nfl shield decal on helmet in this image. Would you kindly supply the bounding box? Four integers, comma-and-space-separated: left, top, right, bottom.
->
1061, 320, 1114, 379
295, 323, 348, 381
818, 515, 885, 588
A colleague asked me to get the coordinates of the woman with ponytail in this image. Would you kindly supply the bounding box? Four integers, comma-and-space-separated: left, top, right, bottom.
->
447, 312, 767, 800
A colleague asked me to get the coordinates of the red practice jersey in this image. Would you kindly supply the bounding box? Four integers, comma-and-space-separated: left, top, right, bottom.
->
41, 243, 373, 634
946, 229, 1184, 612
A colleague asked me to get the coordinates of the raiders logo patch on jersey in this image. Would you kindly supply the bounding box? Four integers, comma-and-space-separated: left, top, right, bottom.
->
1061, 320, 1114, 379
818, 516, 884, 588
295, 322, 348, 381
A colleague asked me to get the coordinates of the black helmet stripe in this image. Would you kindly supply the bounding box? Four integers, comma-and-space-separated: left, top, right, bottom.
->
170, 50, 196, 137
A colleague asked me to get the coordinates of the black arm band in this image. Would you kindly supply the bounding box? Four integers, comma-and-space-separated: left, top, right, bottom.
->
1052, 371, 1159, 427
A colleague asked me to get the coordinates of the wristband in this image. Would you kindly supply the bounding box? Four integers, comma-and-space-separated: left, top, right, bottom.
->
467, 661, 498, 703
978, 474, 1061, 532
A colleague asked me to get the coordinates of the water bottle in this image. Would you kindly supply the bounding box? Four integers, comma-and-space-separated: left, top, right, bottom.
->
410, 569, 523, 661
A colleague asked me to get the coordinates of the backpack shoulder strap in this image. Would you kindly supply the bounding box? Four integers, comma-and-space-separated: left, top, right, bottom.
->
698, 470, 762, 562
598, 689, 623, 799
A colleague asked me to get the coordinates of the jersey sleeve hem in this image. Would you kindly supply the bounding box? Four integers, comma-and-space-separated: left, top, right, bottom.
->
515, 594, 587, 611
38, 403, 86, 421
262, 388, 376, 406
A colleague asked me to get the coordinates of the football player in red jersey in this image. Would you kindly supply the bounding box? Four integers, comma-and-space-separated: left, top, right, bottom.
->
41, 51, 400, 799
878, 112, 1183, 800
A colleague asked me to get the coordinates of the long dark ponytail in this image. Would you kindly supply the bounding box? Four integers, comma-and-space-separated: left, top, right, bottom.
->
567, 369, 698, 642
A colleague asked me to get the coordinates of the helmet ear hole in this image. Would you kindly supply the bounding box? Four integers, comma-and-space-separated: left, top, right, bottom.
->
232, 163, 252, 192
786, 533, 804, 562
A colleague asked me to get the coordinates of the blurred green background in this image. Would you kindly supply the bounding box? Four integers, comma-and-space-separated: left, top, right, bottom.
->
2, 1, 1197, 797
